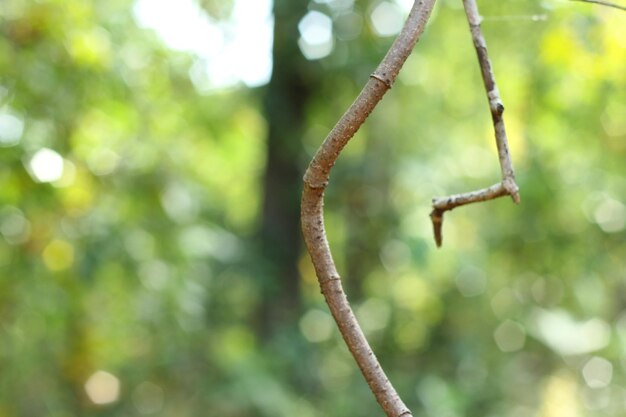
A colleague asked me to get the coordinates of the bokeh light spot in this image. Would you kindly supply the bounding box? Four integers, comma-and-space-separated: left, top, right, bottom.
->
27, 148, 64, 183
85, 370, 121, 405
456, 265, 487, 297
139, 259, 170, 291
134, 0, 272, 89
582, 357, 613, 389
66, 27, 112, 68
583, 192, 626, 233
539, 372, 582, 417
160, 182, 199, 223
581, 385, 611, 411
380, 239, 411, 272
125, 229, 156, 261
300, 309, 334, 343
593, 197, 626, 233
0, 207, 31, 245
132, 381, 164, 414
318, 348, 354, 390
494, 320, 526, 352
0, 111, 24, 147
491, 287, 518, 319
334, 11, 363, 40
42, 239, 75, 271
298, 11, 334, 60
456, 356, 488, 389
219, 327, 255, 364
532, 308, 610, 355
357, 298, 391, 333
87, 148, 120, 176
392, 274, 434, 312
416, 376, 457, 415
370, 1, 405, 37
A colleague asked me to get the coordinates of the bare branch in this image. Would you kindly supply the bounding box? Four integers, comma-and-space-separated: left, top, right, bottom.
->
430, 0, 520, 247
463, 0, 520, 199
430, 182, 508, 247
570, 0, 626, 11
301, 1, 437, 416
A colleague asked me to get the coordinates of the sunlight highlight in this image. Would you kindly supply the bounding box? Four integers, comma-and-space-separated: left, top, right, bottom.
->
27, 148, 64, 183
0, 110, 24, 147
370, 1, 405, 37
582, 357, 613, 389
85, 370, 121, 405
532, 308, 610, 355
300, 309, 334, 342
298, 11, 334, 60
133, 0, 272, 90
42, 239, 74, 271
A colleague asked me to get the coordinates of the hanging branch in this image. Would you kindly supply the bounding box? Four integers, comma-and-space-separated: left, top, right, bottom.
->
570, 0, 626, 11
430, 0, 521, 247
301, 1, 437, 416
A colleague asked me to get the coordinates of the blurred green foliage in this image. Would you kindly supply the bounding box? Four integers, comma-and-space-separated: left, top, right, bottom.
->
1, 0, 625, 416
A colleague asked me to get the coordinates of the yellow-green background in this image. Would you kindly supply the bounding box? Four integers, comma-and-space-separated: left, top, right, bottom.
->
1, 0, 625, 416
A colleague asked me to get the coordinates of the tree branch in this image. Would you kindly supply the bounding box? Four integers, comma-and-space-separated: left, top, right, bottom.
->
301, 1, 437, 416
570, 0, 626, 11
431, 182, 509, 247
429, 0, 520, 247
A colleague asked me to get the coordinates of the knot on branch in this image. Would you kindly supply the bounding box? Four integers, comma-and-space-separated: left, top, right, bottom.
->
490, 100, 505, 115
320, 274, 341, 284
487, 90, 504, 115
370, 72, 393, 88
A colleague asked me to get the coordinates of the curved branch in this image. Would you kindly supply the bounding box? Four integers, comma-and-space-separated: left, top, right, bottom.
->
301, 1, 437, 416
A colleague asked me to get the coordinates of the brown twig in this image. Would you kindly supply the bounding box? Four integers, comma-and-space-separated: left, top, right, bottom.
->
430, 0, 520, 247
431, 182, 509, 246
301, 1, 437, 416
570, 0, 626, 11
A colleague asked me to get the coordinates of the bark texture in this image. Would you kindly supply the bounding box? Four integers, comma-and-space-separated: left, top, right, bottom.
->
430, 0, 520, 247
301, 1, 437, 416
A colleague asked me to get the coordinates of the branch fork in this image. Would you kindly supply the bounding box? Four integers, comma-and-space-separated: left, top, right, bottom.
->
430, 0, 520, 247
301, 0, 521, 415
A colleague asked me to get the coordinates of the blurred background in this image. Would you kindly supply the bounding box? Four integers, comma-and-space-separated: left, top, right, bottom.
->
0, 0, 625, 416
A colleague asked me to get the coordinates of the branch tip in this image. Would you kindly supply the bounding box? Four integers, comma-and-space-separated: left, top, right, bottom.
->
429, 209, 444, 248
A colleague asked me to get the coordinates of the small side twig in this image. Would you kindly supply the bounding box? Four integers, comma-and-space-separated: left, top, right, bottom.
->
430, 0, 520, 247
570, 0, 626, 11
431, 182, 508, 246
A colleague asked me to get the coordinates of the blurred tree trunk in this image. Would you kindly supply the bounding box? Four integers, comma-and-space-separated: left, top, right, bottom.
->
257, 0, 315, 336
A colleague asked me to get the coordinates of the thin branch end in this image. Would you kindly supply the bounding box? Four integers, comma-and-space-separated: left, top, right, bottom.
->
429, 209, 444, 248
